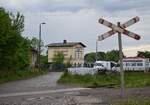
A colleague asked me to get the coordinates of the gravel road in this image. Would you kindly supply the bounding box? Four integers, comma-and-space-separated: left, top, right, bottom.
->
0, 72, 149, 105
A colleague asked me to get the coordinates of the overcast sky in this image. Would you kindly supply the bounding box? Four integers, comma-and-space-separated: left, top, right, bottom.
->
0, 0, 150, 56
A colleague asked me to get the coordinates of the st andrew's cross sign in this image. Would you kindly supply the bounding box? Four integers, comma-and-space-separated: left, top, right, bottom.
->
98, 16, 141, 41
97, 16, 141, 97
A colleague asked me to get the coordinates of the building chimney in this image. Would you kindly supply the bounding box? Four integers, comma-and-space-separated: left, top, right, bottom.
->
63, 40, 67, 44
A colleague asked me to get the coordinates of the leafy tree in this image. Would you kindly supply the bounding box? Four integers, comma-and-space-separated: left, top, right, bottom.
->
65, 56, 72, 68
97, 52, 106, 61
105, 50, 120, 62
84, 50, 120, 63
137, 51, 150, 59
30, 37, 44, 52
84, 51, 106, 63
0, 7, 30, 70
15, 37, 31, 70
53, 52, 64, 64
41, 55, 48, 65
52, 52, 65, 70
10, 12, 24, 33
0, 8, 20, 70
84, 52, 96, 63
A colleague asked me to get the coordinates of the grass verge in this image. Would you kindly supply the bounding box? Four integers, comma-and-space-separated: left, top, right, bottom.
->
57, 71, 150, 88
0, 69, 48, 84
113, 99, 150, 105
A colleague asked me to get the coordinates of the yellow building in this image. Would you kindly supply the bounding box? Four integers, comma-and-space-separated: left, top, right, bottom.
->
47, 40, 86, 66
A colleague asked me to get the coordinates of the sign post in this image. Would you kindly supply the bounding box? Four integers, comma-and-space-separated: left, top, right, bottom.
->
117, 22, 125, 97
98, 17, 141, 97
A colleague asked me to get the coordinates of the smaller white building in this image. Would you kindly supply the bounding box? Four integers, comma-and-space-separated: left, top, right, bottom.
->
123, 57, 149, 71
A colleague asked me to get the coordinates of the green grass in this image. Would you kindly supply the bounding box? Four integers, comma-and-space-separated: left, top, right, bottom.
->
113, 99, 150, 105
0, 69, 48, 84
57, 71, 150, 88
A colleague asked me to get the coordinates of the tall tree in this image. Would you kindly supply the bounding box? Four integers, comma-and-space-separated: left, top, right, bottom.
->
97, 52, 106, 61
15, 37, 31, 70
137, 51, 150, 59
105, 50, 120, 62
52, 52, 65, 70
30, 37, 44, 51
84, 50, 120, 63
0, 7, 30, 70
84, 52, 96, 63
52, 52, 64, 65
10, 12, 24, 33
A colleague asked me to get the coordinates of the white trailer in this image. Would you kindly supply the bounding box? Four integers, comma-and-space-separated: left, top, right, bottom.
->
123, 57, 149, 71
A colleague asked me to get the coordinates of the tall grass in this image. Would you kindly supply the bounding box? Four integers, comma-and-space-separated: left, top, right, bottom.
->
113, 99, 150, 105
58, 71, 150, 88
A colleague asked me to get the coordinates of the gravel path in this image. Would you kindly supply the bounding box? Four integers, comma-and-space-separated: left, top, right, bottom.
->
0, 72, 63, 94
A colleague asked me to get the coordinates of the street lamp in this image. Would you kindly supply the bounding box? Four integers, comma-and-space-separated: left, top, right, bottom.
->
38, 22, 46, 70
96, 40, 98, 61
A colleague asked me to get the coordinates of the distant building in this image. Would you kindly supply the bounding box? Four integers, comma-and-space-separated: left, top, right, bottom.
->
30, 48, 38, 68
47, 40, 86, 66
123, 57, 149, 71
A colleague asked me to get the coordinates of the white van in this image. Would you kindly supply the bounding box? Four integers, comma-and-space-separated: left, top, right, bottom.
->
93, 61, 117, 71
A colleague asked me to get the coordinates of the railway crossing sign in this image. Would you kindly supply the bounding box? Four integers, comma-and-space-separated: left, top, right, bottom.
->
98, 16, 141, 41
97, 16, 141, 97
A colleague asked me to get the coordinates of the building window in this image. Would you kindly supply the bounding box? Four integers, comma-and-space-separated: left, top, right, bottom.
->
75, 48, 82, 59
126, 63, 130, 66
132, 63, 136, 66
137, 63, 143, 66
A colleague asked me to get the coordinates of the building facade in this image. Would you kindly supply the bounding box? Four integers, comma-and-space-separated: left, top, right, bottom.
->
123, 57, 149, 71
47, 40, 86, 66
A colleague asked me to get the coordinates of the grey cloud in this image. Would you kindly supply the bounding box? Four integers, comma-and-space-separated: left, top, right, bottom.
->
1, 0, 150, 55
0, 0, 90, 13
90, 0, 150, 13
1, 0, 150, 14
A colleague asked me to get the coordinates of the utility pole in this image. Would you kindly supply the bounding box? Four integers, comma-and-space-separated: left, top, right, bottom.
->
38, 23, 46, 70
96, 40, 98, 61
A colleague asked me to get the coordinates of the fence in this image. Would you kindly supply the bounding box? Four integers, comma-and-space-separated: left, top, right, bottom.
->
68, 67, 98, 75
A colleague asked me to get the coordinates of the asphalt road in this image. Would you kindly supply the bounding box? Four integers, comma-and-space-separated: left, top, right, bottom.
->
0, 72, 149, 105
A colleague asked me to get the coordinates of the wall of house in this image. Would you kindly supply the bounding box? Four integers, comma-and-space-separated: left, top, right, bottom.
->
48, 44, 84, 66
72, 44, 84, 66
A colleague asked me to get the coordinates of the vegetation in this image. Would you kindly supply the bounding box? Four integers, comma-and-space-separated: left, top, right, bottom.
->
85, 50, 150, 64
52, 52, 65, 70
0, 7, 30, 70
58, 72, 150, 88
137, 51, 150, 59
113, 99, 150, 105
105, 50, 120, 62
30, 37, 44, 51
0, 69, 48, 84
0, 7, 49, 83
52, 52, 64, 65
84, 50, 120, 63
